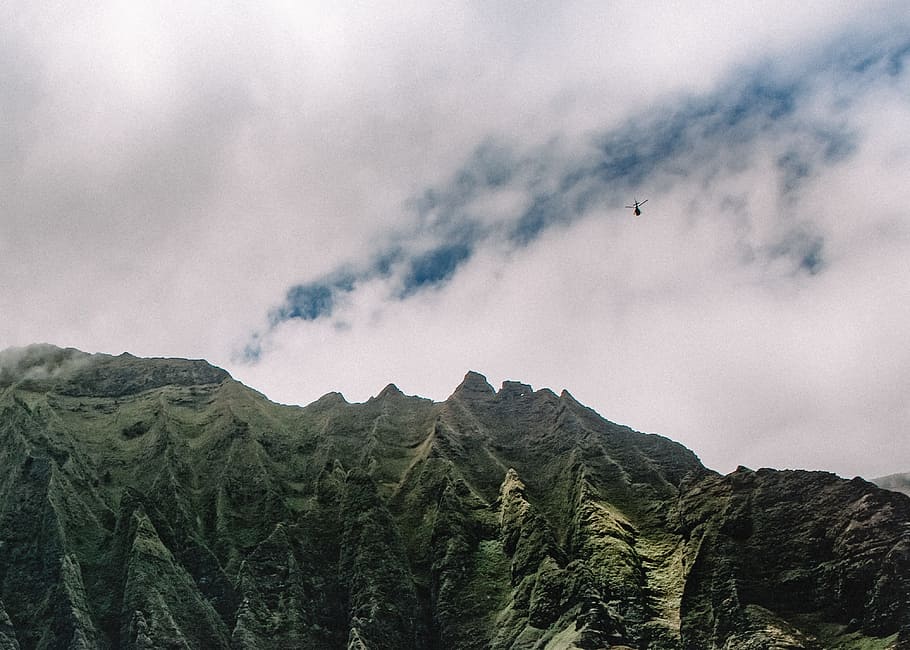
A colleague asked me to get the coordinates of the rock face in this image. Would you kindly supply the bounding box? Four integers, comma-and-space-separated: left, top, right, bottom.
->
0, 345, 908, 649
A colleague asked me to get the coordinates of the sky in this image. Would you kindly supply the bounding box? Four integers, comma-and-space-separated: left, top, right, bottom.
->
2, 1, 909, 479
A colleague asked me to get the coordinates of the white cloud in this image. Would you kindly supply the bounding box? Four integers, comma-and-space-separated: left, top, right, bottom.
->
2, 1, 909, 478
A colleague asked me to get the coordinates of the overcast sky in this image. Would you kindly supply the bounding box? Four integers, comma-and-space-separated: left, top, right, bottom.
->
2, 1, 909, 479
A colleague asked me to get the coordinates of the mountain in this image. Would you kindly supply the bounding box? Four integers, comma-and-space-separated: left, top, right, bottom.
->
0, 345, 908, 649
874, 473, 910, 498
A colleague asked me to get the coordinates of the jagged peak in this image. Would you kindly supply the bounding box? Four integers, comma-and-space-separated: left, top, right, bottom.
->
2, 352, 909, 648
310, 391, 348, 407
498, 380, 533, 398
502, 467, 523, 486
499, 469, 529, 519
557, 388, 608, 421
365, 383, 408, 404
449, 371, 495, 400
451, 373, 564, 404
376, 383, 404, 399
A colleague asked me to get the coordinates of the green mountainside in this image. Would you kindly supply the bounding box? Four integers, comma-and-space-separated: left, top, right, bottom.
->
0, 345, 908, 649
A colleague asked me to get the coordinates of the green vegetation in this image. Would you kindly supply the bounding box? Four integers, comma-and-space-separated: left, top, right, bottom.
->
0, 346, 907, 648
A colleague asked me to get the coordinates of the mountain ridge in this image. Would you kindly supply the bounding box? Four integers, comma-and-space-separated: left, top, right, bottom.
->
0, 344, 908, 649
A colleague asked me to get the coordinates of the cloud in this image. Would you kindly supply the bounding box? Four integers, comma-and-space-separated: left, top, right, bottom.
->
0, 344, 95, 385
235, 17, 910, 479
256, 27, 907, 339
401, 242, 473, 297
2, 1, 909, 479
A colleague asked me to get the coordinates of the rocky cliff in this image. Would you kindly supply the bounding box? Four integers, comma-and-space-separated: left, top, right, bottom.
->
0, 346, 908, 649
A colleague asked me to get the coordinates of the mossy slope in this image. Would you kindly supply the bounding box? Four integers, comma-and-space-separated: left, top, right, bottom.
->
0, 348, 908, 649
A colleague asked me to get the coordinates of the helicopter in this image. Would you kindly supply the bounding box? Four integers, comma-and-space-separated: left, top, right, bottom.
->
625, 199, 647, 216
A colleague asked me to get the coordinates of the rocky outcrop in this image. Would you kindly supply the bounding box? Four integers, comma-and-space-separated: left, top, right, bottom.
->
672, 467, 910, 648
119, 507, 230, 648
0, 344, 229, 397
0, 346, 907, 648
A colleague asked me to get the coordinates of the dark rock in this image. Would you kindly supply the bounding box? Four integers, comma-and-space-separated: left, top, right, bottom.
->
498, 380, 533, 399
0, 345, 230, 397
449, 370, 496, 401
61, 353, 230, 397
675, 469, 910, 648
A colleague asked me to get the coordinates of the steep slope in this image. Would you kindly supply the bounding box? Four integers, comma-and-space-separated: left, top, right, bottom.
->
0, 346, 908, 649
672, 468, 910, 649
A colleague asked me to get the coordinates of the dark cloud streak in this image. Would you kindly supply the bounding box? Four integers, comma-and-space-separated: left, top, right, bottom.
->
401, 242, 473, 296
